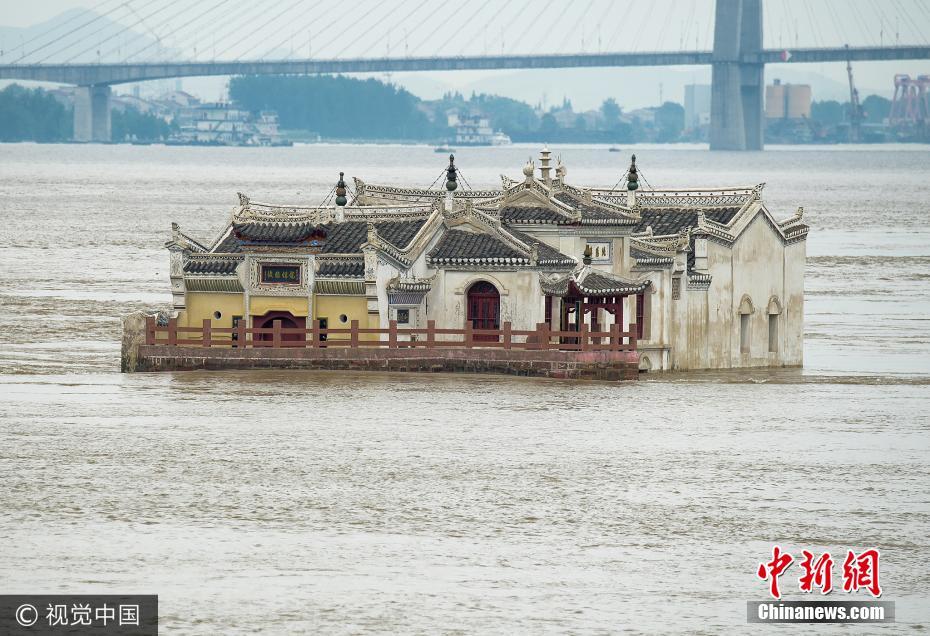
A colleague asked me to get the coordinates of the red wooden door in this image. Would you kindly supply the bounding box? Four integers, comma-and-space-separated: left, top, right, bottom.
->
467, 281, 500, 341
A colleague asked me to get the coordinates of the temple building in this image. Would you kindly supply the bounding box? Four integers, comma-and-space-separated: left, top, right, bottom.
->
164, 150, 808, 371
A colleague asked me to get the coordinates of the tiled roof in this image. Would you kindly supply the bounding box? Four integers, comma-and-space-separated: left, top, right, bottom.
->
506, 227, 576, 267
634, 208, 740, 235
320, 220, 425, 254
500, 206, 567, 224
213, 219, 426, 255
630, 247, 674, 267
183, 258, 241, 275
541, 268, 650, 297
233, 221, 325, 243
429, 229, 527, 265
553, 192, 638, 225
578, 270, 649, 295
317, 258, 365, 278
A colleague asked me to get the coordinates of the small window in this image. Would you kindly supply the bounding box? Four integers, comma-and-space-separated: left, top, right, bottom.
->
396, 309, 410, 324
768, 314, 778, 353
231, 315, 243, 344
338, 314, 348, 324
213, 310, 222, 320
740, 314, 750, 354
672, 277, 681, 300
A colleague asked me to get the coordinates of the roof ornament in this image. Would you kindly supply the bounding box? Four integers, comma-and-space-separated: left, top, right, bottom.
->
237, 192, 250, 207
335, 172, 348, 206
445, 154, 458, 192
795, 206, 804, 219
582, 244, 593, 265
523, 157, 535, 182
627, 154, 639, 191
539, 145, 552, 184
626, 154, 639, 208
555, 155, 567, 181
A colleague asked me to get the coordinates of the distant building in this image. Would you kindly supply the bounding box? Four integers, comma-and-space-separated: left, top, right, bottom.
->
447, 113, 511, 146
684, 84, 711, 129
766, 79, 812, 120
172, 103, 287, 145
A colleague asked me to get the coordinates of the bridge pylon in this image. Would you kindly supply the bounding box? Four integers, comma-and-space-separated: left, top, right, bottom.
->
73, 84, 111, 142
710, 0, 764, 150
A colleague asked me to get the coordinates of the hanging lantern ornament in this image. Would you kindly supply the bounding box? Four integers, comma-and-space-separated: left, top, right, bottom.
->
627, 154, 639, 191
335, 171, 347, 206
445, 154, 458, 192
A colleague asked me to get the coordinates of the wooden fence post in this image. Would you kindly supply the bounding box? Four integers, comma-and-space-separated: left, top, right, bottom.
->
238, 320, 247, 349
465, 321, 473, 348
629, 323, 637, 350
350, 320, 359, 348
145, 316, 156, 345
610, 323, 620, 351
427, 320, 435, 348
202, 318, 212, 348
502, 321, 512, 350
579, 323, 589, 351
168, 318, 177, 346
311, 319, 320, 348
536, 322, 550, 351
273, 319, 281, 349
388, 320, 397, 349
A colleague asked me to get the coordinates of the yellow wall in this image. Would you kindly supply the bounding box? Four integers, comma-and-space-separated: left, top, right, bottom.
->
314, 295, 372, 340
181, 292, 244, 328
178, 292, 245, 345
250, 295, 309, 318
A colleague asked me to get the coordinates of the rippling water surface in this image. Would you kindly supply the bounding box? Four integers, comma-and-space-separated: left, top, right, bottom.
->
1, 143, 928, 633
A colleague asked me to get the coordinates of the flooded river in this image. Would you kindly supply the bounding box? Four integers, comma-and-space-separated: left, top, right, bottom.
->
1, 143, 928, 633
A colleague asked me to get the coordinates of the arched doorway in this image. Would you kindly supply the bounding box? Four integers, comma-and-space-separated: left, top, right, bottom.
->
467, 281, 500, 341
253, 311, 306, 344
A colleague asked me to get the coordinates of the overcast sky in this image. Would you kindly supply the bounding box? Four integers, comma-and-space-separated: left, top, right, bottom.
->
2, 0, 928, 108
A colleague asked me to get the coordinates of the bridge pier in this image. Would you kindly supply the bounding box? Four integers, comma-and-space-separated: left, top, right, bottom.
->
73, 85, 111, 142
710, 0, 763, 150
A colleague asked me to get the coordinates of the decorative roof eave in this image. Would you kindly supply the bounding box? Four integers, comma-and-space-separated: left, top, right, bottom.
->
166, 223, 209, 253
235, 191, 434, 224
428, 255, 531, 267
591, 186, 757, 210
387, 274, 436, 293
540, 270, 651, 297
184, 277, 244, 293
352, 177, 502, 206
687, 271, 713, 290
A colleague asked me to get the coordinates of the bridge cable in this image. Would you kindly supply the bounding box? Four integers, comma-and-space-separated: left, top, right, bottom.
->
603, 0, 635, 51
209, 0, 303, 61
54, 0, 187, 65
255, 0, 330, 60
506, 1, 557, 54
7, 0, 121, 60
11, 0, 136, 64
228, 0, 307, 61
309, 0, 392, 59
120, 0, 234, 62
100, 0, 227, 63
161, 0, 268, 62
531, 1, 574, 54
348, 0, 435, 60
452, 0, 501, 56
557, 0, 596, 53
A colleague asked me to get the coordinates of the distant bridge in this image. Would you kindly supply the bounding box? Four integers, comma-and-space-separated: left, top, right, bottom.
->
2, 0, 928, 148
2, 46, 927, 86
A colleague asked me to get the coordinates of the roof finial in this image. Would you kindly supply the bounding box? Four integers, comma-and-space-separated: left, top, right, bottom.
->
445, 154, 458, 192
335, 171, 347, 206
627, 154, 639, 191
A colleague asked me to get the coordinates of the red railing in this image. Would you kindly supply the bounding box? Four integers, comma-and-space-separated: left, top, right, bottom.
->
145, 317, 638, 352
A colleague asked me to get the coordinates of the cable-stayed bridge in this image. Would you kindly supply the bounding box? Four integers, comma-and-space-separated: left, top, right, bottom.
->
1, 0, 928, 148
